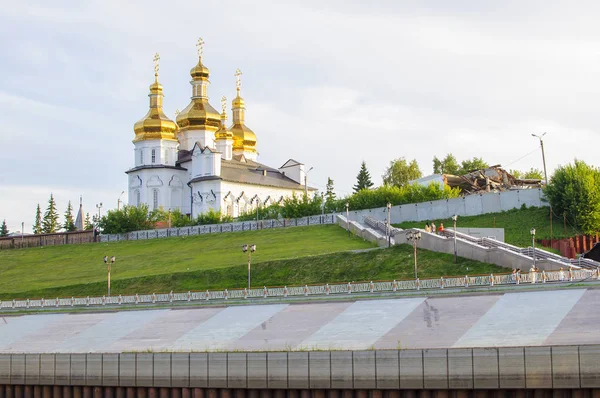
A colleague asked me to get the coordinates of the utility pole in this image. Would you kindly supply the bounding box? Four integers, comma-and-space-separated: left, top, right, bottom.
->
532, 133, 551, 243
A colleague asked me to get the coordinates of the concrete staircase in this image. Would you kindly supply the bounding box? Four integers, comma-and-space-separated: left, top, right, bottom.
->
340, 215, 600, 271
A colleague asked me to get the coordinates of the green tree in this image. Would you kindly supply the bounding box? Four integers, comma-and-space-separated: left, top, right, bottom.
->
544, 159, 600, 234
84, 213, 93, 230
382, 158, 422, 187
513, 168, 544, 179
33, 204, 42, 234
432, 153, 460, 175
170, 209, 192, 227
42, 194, 60, 234
509, 169, 522, 178
458, 157, 489, 175
98, 204, 155, 234
0, 220, 8, 237
63, 201, 76, 232
353, 161, 374, 192
325, 177, 336, 212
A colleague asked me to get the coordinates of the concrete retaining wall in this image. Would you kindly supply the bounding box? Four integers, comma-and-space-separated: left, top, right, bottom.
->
347, 189, 544, 225
0, 346, 598, 389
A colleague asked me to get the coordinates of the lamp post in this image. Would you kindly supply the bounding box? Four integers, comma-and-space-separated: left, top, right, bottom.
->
405, 230, 422, 279
96, 203, 103, 222
452, 215, 458, 264
345, 202, 350, 236
530, 228, 536, 268
117, 191, 125, 210
21, 222, 24, 245
304, 167, 314, 197
104, 256, 115, 296
242, 244, 256, 290
386, 202, 392, 248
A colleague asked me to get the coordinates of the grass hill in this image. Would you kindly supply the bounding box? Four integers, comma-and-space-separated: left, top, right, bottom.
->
0, 224, 503, 300
394, 206, 579, 248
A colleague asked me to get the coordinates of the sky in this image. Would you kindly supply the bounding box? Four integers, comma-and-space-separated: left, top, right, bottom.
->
1, 0, 599, 233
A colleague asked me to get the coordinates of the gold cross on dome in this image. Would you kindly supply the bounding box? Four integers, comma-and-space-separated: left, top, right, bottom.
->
153, 53, 160, 75
175, 108, 180, 116
197, 37, 205, 58
235, 68, 242, 91
221, 96, 227, 114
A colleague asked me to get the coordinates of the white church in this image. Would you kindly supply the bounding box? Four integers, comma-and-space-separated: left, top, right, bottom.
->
126, 40, 313, 219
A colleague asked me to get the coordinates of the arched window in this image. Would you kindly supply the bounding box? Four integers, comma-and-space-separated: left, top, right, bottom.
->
153, 189, 159, 210
151, 149, 156, 164
135, 190, 141, 206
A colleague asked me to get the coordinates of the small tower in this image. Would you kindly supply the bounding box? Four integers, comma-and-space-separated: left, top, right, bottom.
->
132, 53, 179, 168
129, 53, 179, 209
176, 38, 221, 151
215, 96, 234, 160
230, 68, 258, 161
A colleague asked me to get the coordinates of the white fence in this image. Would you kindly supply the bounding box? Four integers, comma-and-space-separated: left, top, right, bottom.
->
1, 269, 597, 312
100, 215, 336, 243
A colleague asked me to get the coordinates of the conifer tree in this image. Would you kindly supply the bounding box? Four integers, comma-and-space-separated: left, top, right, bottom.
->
42, 194, 60, 234
84, 213, 93, 230
33, 204, 42, 234
63, 201, 76, 232
353, 161, 374, 193
0, 220, 8, 237
325, 177, 336, 211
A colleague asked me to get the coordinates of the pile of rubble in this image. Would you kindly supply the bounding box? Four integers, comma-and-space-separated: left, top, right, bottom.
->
444, 165, 542, 194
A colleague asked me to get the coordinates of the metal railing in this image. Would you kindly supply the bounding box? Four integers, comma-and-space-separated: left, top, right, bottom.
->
1, 269, 597, 312
100, 214, 336, 243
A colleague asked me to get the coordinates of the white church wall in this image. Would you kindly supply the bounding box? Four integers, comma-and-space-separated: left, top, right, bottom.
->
187, 179, 306, 218
133, 139, 178, 167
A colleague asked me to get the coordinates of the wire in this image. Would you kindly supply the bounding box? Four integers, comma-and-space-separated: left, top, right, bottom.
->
504, 145, 541, 168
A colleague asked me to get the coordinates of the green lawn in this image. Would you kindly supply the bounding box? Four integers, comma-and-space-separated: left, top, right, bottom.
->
0, 243, 504, 300
0, 225, 375, 297
394, 206, 579, 248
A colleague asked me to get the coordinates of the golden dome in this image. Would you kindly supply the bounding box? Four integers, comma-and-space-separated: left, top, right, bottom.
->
133, 74, 178, 142
230, 122, 256, 152
230, 69, 257, 153
190, 58, 210, 79
176, 56, 221, 132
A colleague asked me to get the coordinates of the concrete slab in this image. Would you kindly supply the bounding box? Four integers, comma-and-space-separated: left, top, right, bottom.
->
173, 304, 287, 351
299, 298, 425, 350
454, 289, 586, 348
108, 308, 222, 352
55, 311, 169, 353
544, 289, 600, 345
0, 314, 64, 351
231, 302, 351, 351
375, 295, 500, 349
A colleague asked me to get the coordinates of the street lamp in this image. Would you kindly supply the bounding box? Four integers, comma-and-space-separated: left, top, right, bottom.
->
96, 202, 103, 221
242, 244, 256, 290
117, 191, 125, 210
531, 133, 548, 185
530, 228, 536, 268
345, 202, 350, 236
104, 256, 115, 296
405, 230, 422, 279
452, 215, 458, 264
386, 202, 392, 248
304, 166, 314, 197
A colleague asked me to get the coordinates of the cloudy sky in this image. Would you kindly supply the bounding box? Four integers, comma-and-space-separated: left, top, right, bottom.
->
1, 0, 599, 232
